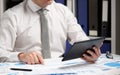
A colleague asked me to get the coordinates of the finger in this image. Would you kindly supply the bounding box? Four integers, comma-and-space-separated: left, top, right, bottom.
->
27, 61, 31, 64
32, 52, 39, 64
25, 55, 32, 64
27, 59, 32, 64
26, 54, 34, 64
93, 47, 101, 56
81, 56, 86, 60
37, 54, 44, 64
20, 53, 31, 64
83, 54, 97, 62
87, 50, 96, 57
83, 54, 93, 62
93, 47, 98, 55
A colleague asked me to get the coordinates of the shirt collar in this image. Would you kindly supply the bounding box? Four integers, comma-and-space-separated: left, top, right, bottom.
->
28, 0, 54, 12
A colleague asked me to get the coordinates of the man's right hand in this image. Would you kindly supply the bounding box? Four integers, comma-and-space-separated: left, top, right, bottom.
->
18, 51, 44, 65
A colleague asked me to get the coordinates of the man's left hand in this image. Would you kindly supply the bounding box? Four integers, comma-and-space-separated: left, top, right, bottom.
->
82, 46, 101, 63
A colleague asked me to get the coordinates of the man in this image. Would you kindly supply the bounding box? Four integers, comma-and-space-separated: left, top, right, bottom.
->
0, 0, 101, 64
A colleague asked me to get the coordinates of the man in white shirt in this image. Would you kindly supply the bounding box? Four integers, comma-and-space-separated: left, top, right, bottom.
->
0, 0, 101, 64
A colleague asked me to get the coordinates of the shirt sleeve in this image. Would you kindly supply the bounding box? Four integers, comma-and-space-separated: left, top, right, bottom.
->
64, 6, 89, 44
0, 9, 20, 62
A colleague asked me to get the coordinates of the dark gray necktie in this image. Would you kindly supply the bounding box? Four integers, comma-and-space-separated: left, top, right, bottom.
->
38, 9, 51, 58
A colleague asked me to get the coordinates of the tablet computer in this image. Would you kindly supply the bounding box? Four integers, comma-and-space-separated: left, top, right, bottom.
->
62, 37, 105, 61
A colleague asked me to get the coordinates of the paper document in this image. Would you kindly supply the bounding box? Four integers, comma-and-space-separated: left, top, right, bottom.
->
0, 54, 120, 75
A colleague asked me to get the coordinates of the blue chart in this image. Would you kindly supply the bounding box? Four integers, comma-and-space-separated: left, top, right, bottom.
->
0, 63, 9, 66
0, 62, 25, 66
7, 73, 18, 75
104, 62, 120, 68
14, 62, 25, 66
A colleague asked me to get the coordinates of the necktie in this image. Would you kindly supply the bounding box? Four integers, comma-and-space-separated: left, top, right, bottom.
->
38, 9, 51, 58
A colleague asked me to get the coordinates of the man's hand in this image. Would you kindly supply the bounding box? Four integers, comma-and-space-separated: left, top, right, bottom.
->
82, 46, 101, 63
18, 51, 44, 65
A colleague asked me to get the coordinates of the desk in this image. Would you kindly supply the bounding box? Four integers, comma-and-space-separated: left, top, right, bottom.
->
0, 54, 120, 75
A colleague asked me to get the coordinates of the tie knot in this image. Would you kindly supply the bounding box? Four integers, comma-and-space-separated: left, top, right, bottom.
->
38, 9, 48, 15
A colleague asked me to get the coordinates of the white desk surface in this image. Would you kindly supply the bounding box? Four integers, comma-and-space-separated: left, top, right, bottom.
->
0, 54, 120, 75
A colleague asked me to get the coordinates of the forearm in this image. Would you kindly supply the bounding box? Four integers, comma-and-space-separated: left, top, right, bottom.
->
0, 50, 21, 62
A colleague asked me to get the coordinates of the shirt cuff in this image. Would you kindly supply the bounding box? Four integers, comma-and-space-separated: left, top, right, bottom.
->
7, 52, 21, 62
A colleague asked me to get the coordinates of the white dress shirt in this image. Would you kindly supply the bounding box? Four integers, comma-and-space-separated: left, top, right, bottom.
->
0, 0, 89, 62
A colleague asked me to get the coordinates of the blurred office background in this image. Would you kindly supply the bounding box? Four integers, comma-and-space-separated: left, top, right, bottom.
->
0, 0, 120, 55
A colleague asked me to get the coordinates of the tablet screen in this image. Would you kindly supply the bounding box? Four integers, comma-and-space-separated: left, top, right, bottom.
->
62, 37, 105, 61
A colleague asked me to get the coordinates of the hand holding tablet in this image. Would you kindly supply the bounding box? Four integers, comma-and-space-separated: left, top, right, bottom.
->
62, 37, 105, 61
